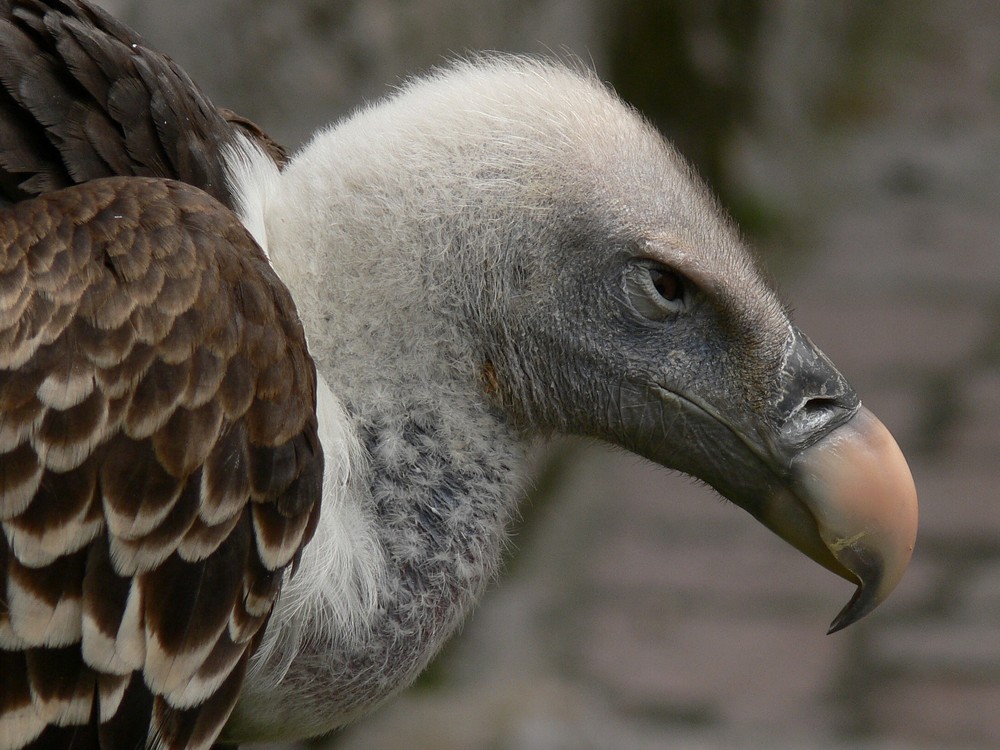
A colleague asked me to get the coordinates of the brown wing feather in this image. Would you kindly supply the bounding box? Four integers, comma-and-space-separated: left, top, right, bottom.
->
0, 176, 322, 750
0, 0, 287, 208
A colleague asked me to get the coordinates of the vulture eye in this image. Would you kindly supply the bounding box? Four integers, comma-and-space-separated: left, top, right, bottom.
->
650, 267, 683, 303
623, 261, 687, 321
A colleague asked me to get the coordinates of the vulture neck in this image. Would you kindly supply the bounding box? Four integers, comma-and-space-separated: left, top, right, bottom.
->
223, 123, 527, 739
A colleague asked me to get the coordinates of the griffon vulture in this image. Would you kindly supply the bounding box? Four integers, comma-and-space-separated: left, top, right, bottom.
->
0, 1, 917, 748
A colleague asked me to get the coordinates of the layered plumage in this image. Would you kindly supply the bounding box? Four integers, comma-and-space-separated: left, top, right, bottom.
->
0, 2, 317, 747
0, 2, 917, 749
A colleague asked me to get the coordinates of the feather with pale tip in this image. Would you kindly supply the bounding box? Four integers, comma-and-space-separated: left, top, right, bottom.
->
1, 170, 321, 749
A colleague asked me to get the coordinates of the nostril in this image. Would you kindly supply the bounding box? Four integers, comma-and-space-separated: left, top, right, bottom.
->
781, 395, 859, 453
772, 327, 861, 455
801, 395, 844, 417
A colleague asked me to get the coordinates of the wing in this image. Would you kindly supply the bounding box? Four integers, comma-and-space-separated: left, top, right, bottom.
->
0, 176, 322, 750
0, 0, 287, 207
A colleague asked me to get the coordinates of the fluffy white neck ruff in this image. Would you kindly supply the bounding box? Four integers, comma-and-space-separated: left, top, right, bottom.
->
218, 57, 641, 739
222, 140, 394, 740
225, 132, 387, 636
219, 64, 545, 738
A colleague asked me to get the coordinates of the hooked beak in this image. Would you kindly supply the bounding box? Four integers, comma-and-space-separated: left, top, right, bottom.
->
620, 326, 918, 632
760, 406, 918, 632
743, 327, 918, 632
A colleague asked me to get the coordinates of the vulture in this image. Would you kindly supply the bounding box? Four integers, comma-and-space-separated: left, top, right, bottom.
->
0, 1, 918, 748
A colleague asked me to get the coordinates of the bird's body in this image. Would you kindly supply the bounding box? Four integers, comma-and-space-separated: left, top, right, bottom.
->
0, 2, 917, 749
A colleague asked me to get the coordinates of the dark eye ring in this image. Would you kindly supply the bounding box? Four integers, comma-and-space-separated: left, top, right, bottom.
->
623, 261, 687, 321
649, 267, 683, 303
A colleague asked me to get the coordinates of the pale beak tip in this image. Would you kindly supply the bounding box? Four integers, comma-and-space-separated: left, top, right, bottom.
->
795, 406, 919, 632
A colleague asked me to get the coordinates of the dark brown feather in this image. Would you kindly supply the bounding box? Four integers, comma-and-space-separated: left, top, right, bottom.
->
96, 672, 152, 750
0, 0, 284, 208
0, 3, 316, 745
80, 535, 132, 646
24, 646, 96, 723
143, 516, 250, 655
1, 177, 322, 749
3, 464, 97, 548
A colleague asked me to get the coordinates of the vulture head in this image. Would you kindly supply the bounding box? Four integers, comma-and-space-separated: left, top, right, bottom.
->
254, 58, 917, 634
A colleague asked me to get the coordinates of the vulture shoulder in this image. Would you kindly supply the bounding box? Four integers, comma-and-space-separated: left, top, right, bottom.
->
0, 3, 323, 747
0, 175, 322, 748
0, 0, 285, 207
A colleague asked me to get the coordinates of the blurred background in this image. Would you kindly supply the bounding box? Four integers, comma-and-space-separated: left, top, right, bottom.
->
94, 1, 1000, 747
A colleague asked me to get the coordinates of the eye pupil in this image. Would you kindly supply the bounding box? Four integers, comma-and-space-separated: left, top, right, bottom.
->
650, 268, 682, 302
